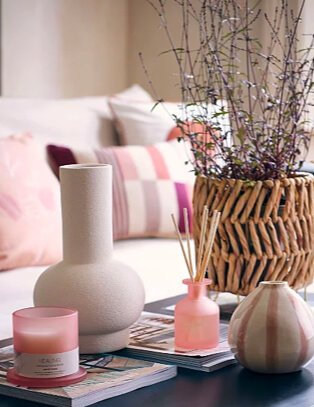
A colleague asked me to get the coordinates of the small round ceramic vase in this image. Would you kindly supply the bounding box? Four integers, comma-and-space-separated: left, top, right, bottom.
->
34, 164, 145, 354
228, 281, 314, 373
174, 278, 219, 349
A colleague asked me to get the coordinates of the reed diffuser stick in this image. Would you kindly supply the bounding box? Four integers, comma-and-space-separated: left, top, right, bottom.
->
196, 206, 208, 277
183, 208, 194, 280
171, 208, 221, 283
197, 210, 221, 282
171, 213, 194, 281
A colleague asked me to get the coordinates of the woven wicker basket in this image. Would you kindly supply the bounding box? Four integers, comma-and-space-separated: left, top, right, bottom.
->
193, 174, 314, 295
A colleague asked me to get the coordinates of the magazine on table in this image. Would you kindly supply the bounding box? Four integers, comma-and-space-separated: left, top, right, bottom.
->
0, 341, 177, 407
116, 312, 236, 372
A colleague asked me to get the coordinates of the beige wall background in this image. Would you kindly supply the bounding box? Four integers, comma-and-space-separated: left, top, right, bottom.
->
128, 0, 190, 101
129, 0, 314, 102
1, 0, 191, 99
1, 0, 129, 98
1, 0, 313, 101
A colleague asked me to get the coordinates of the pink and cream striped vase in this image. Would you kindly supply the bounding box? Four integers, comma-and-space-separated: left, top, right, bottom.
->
228, 281, 314, 374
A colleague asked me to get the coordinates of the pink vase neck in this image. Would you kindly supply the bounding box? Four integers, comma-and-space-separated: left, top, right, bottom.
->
183, 278, 211, 300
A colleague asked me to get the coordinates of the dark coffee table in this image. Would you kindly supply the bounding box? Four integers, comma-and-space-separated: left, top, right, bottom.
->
1, 295, 314, 407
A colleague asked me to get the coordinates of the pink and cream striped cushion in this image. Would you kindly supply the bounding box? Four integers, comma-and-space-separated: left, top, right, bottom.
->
47, 140, 194, 240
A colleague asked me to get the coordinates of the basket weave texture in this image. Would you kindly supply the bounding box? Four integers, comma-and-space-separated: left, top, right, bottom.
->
193, 174, 314, 296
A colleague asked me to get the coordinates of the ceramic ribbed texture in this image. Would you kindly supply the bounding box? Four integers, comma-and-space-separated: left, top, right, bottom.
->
34, 164, 145, 354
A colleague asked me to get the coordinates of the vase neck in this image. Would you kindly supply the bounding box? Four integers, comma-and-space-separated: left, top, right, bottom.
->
60, 165, 113, 264
183, 279, 210, 300
259, 281, 288, 289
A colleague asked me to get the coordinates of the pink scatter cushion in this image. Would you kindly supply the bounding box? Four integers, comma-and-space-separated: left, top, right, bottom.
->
0, 133, 62, 270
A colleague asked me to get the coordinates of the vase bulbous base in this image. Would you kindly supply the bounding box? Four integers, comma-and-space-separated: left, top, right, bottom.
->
228, 281, 314, 373
79, 329, 130, 354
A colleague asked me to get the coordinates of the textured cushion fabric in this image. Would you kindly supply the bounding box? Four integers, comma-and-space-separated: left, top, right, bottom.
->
109, 98, 230, 146
113, 84, 153, 102
0, 86, 152, 150
167, 121, 215, 141
47, 139, 195, 240
0, 133, 62, 270
109, 99, 178, 145
0, 97, 116, 149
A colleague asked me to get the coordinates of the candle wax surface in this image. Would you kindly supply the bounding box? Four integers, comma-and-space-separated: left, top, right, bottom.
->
14, 330, 73, 354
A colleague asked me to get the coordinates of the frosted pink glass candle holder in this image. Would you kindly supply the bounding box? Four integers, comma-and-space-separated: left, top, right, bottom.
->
174, 278, 220, 350
7, 307, 86, 388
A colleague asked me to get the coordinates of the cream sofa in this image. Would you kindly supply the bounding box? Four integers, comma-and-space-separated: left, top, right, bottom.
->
0, 91, 188, 340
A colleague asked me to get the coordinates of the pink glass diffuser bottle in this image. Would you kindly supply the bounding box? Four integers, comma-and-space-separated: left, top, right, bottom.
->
7, 307, 86, 388
175, 278, 219, 350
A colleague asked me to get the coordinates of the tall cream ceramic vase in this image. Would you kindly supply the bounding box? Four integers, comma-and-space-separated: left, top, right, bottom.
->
228, 281, 314, 373
34, 164, 145, 354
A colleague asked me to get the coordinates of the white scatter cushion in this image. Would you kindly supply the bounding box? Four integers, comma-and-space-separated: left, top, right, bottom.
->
109, 99, 182, 145
109, 98, 230, 146
0, 87, 154, 151
113, 84, 153, 102
0, 97, 116, 149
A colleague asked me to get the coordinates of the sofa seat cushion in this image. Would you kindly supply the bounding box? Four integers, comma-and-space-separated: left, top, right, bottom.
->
0, 238, 188, 340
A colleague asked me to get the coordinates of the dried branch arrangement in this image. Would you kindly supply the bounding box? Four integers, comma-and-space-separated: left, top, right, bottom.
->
171, 208, 221, 282
146, 0, 314, 181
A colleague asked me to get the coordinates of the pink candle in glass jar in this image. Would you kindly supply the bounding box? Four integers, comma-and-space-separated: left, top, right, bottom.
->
7, 307, 86, 388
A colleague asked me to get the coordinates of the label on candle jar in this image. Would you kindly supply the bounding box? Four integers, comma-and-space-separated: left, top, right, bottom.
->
14, 348, 79, 378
